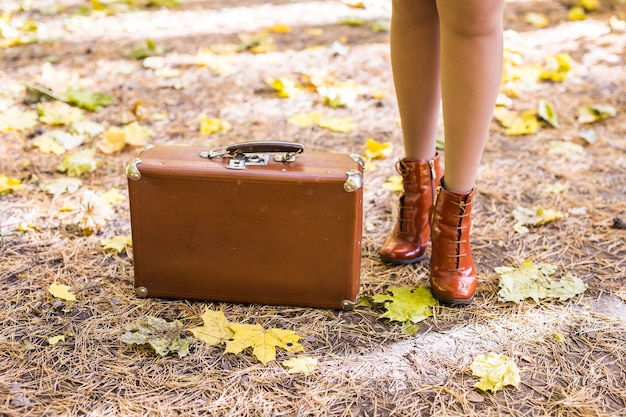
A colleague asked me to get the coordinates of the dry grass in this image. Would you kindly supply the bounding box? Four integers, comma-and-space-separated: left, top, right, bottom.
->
1, 0, 626, 416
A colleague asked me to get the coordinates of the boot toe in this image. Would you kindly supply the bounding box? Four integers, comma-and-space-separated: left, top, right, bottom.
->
430, 276, 477, 304
380, 239, 427, 264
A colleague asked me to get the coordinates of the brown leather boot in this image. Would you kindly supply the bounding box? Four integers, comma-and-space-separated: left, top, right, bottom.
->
429, 182, 476, 304
380, 154, 443, 264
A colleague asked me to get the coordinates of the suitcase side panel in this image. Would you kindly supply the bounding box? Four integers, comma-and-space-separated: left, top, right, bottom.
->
128, 146, 363, 309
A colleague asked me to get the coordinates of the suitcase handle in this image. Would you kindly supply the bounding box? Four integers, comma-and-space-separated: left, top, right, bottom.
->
201, 141, 304, 160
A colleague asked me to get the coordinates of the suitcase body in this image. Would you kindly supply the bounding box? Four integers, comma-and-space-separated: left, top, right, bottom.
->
126, 142, 364, 309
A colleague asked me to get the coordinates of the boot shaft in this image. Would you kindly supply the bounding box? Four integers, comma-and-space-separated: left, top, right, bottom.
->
429, 183, 476, 304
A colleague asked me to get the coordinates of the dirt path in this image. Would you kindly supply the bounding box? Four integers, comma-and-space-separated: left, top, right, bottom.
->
1, 0, 625, 415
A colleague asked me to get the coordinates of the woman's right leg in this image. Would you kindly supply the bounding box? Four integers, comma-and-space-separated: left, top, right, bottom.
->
390, 0, 440, 161
380, 0, 443, 264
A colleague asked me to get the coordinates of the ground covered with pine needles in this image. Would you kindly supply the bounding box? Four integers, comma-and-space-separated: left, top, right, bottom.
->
1, 0, 626, 416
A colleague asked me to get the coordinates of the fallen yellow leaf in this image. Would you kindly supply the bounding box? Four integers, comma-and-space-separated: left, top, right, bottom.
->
317, 117, 357, 133
287, 112, 323, 128
33, 136, 66, 155
49, 283, 77, 301
0, 175, 23, 195
100, 187, 125, 205
382, 175, 403, 193
57, 149, 99, 177
190, 309, 235, 346
225, 323, 303, 365
48, 335, 65, 346
200, 117, 232, 135
364, 138, 392, 160
101, 235, 132, 253
265, 77, 303, 98
470, 352, 520, 393
266, 24, 292, 33
282, 355, 318, 374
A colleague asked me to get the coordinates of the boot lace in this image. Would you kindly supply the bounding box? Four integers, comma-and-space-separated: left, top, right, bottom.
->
445, 200, 471, 271
396, 160, 414, 234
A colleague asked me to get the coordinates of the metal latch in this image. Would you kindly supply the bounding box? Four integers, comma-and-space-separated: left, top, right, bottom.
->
224, 153, 270, 170
200, 141, 304, 170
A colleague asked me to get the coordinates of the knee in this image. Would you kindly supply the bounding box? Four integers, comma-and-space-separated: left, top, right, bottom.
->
392, 0, 439, 25
438, 3, 504, 38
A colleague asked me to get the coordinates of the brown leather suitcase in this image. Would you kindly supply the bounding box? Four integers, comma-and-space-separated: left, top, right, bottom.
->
126, 141, 364, 309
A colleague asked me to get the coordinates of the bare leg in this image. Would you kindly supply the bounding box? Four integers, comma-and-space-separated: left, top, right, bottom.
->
436, 0, 505, 193
390, 0, 440, 161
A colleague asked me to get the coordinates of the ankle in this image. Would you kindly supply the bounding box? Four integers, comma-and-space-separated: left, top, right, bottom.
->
441, 179, 473, 196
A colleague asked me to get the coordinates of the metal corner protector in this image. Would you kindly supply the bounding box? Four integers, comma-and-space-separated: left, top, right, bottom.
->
343, 169, 363, 192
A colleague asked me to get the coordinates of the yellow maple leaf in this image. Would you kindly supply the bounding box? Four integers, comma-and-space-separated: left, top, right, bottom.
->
101, 235, 132, 253
512, 206, 564, 233
37, 101, 84, 126
200, 117, 232, 135
190, 309, 235, 346
282, 355, 318, 374
364, 138, 392, 160
505, 112, 539, 136
268, 328, 304, 354
266, 24, 292, 33
525, 12, 549, 28
372, 286, 437, 324
33, 135, 66, 155
49, 282, 77, 301
0, 106, 39, 132
496, 259, 587, 303
17, 222, 40, 232
493, 107, 518, 128
287, 112, 323, 128
344, 1, 365, 8
100, 187, 125, 205
225, 323, 303, 365
48, 335, 65, 346
265, 77, 303, 98
536, 207, 564, 225
99, 122, 149, 154
122, 121, 150, 146
382, 175, 403, 193
540, 53, 572, 81
577, 103, 617, 124
57, 149, 99, 177
99, 127, 126, 154
39, 177, 82, 196
317, 85, 358, 108
470, 352, 520, 393
578, 0, 599, 11
569, 6, 587, 20
0, 175, 23, 195
317, 117, 357, 133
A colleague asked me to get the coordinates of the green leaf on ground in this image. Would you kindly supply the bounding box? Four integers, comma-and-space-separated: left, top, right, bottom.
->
63, 87, 113, 112
372, 286, 437, 324
537, 99, 559, 128
121, 316, 191, 358
496, 259, 587, 303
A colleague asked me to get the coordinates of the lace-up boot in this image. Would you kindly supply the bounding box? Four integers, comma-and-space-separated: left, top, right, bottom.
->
429, 183, 476, 304
380, 154, 442, 264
